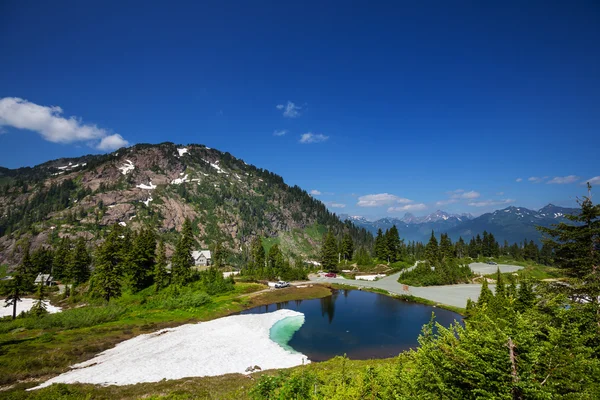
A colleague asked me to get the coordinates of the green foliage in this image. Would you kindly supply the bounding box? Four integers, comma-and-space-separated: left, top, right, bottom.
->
399, 259, 473, 286
90, 226, 125, 302
171, 218, 194, 285
340, 233, 354, 261
30, 283, 48, 318
320, 231, 338, 271
67, 237, 91, 285
154, 239, 168, 292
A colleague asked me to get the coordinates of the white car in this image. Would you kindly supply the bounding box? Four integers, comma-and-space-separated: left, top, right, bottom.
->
274, 281, 290, 289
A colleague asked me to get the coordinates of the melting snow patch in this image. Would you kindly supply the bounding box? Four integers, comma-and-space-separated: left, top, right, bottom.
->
136, 182, 156, 190
129, 215, 136, 221
171, 174, 189, 185
31, 310, 308, 389
119, 222, 127, 227
203, 159, 227, 174
0, 298, 61, 318
142, 197, 153, 207
177, 148, 189, 157
118, 160, 135, 175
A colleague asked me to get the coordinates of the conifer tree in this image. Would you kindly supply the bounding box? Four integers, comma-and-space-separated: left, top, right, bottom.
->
154, 239, 168, 292
171, 218, 194, 285
539, 184, 600, 306
127, 228, 157, 291
92, 228, 123, 302
321, 231, 338, 271
251, 236, 266, 269
374, 229, 385, 260
439, 233, 454, 261
68, 237, 91, 285
424, 231, 440, 264
30, 282, 48, 317
340, 233, 354, 261
52, 237, 71, 280
4, 273, 23, 320
477, 278, 494, 308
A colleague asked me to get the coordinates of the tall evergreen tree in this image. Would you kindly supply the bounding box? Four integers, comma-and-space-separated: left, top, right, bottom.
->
539, 184, 600, 311
321, 231, 338, 271
477, 278, 494, 308
30, 282, 48, 317
250, 236, 266, 269
127, 228, 157, 291
3, 273, 23, 320
374, 229, 386, 260
154, 239, 168, 292
439, 233, 454, 261
92, 228, 124, 302
424, 231, 440, 264
52, 237, 71, 280
340, 233, 354, 261
171, 218, 194, 285
68, 237, 91, 285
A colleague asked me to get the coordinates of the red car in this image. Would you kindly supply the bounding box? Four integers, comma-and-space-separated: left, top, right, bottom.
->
324, 272, 337, 278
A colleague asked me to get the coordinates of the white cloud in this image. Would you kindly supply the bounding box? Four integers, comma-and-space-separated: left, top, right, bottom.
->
388, 203, 427, 212
276, 101, 301, 118
310, 189, 322, 195
97, 134, 129, 151
516, 178, 523, 182
468, 199, 515, 207
273, 129, 288, 136
299, 132, 328, 144
328, 203, 346, 208
435, 199, 458, 206
0, 97, 129, 151
357, 193, 413, 207
449, 190, 480, 199
582, 176, 600, 186
547, 175, 580, 184
528, 176, 544, 183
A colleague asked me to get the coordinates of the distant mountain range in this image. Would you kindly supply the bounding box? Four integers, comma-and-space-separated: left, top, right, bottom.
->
339, 204, 578, 245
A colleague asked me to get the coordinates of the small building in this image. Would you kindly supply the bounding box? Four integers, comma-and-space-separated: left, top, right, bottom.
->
192, 250, 212, 267
34, 273, 54, 286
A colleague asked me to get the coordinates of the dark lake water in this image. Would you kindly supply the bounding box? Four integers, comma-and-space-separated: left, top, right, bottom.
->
241, 289, 463, 361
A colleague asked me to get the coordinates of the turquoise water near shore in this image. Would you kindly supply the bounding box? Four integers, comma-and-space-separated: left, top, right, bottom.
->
269, 315, 306, 352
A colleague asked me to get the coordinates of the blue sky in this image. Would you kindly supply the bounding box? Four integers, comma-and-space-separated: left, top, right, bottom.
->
0, 0, 598, 219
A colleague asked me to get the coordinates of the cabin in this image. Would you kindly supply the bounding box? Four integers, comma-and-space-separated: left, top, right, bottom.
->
34, 273, 54, 286
192, 250, 212, 266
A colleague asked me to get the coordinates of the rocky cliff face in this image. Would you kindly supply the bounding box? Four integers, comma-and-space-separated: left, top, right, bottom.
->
0, 143, 371, 266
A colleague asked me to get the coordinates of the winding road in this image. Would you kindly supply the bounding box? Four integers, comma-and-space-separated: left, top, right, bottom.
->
309, 262, 520, 309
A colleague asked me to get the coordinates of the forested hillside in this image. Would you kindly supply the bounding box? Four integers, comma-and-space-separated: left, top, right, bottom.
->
0, 143, 371, 267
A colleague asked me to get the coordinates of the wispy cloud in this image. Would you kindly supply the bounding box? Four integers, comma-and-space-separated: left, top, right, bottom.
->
528, 176, 544, 183
357, 193, 413, 207
310, 189, 321, 195
447, 190, 480, 199
327, 202, 346, 209
299, 132, 328, 144
388, 203, 427, 212
547, 175, 580, 184
276, 101, 302, 118
516, 178, 523, 182
273, 129, 288, 136
468, 199, 515, 207
0, 97, 129, 151
582, 176, 600, 186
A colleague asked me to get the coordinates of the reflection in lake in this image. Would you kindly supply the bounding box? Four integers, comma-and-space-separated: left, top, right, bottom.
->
241, 289, 462, 361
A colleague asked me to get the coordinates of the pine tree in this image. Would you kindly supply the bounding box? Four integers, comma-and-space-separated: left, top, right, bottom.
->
477, 278, 494, 308
424, 231, 440, 264
321, 231, 338, 271
68, 237, 91, 285
171, 218, 194, 285
538, 184, 600, 306
92, 228, 123, 302
340, 233, 354, 261
30, 282, 48, 317
251, 236, 266, 269
127, 228, 157, 291
374, 229, 386, 261
52, 237, 71, 280
439, 233, 454, 261
385, 226, 401, 262
154, 239, 168, 292
4, 273, 23, 320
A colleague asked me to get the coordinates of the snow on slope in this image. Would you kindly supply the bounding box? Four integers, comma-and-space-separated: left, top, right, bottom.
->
177, 148, 189, 157
31, 309, 308, 389
0, 298, 62, 317
136, 182, 156, 190
118, 160, 135, 175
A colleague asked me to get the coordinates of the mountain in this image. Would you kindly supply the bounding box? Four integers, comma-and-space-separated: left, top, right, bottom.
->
444, 205, 578, 245
345, 206, 576, 244
0, 143, 372, 266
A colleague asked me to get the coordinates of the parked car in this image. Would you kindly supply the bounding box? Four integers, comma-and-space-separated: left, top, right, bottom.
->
487, 261, 497, 265
275, 281, 290, 288
324, 272, 337, 278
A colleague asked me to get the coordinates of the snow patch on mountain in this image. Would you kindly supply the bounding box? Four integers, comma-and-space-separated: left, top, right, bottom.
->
177, 148, 189, 157
118, 160, 135, 175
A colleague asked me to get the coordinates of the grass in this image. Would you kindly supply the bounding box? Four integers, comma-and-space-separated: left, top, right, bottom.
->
0, 282, 332, 393
3, 355, 402, 399
477, 257, 564, 281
